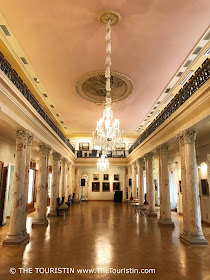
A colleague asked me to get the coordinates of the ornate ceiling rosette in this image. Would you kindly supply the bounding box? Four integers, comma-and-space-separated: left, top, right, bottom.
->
76, 71, 134, 105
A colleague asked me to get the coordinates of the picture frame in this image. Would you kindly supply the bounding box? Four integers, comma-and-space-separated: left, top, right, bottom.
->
114, 174, 119, 181
102, 182, 110, 192
103, 174, 109, 180
201, 179, 209, 196
93, 174, 99, 180
115, 143, 125, 150
79, 142, 89, 151
92, 182, 100, 192
113, 182, 120, 191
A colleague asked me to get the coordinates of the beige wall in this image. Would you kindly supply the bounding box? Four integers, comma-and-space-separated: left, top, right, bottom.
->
80, 166, 123, 200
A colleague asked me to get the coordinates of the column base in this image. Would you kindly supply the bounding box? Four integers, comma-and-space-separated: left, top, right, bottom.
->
48, 211, 57, 217
147, 210, 157, 217
180, 234, 208, 245
32, 218, 48, 227
2, 233, 30, 246
158, 218, 174, 227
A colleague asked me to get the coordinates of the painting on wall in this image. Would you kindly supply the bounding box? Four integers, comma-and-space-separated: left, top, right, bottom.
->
92, 182, 100, 192
114, 174, 119, 181
115, 143, 125, 150
103, 174, 109, 180
79, 142, 89, 151
113, 182, 120, 191
103, 182, 110, 192
93, 174, 99, 180
201, 179, 209, 196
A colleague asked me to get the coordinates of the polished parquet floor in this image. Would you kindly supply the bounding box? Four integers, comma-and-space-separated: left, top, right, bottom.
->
0, 202, 210, 280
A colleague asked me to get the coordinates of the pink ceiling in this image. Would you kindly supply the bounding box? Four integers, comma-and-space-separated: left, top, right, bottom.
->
1, 0, 210, 134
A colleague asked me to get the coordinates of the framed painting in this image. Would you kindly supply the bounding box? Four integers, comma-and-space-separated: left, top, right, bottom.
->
114, 174, 119, 181
92, 182, 100, 192
79, 142, 89, 151
113, 182, 120, 191
201, 179, 209, 196
103, 182, 110, 192
93, 174, 99, 180
103, 174, 109, 180
115, 143, 125, 150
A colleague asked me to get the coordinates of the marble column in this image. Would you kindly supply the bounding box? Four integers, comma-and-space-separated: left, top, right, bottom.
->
75, 167, 80, 200
137, 158, 144, 204
32, 144, 51, 227
3, 130, 28, 245
127, 165, 131, 200
158, 145, 174, 226
132, 162, 137, 199
66, 161, 71, 199
177, 133, 189, 238
122, 166, 127, 201
60, 157, 68, 199
22, 132, 34, 238
48, 152, 61, 216
182, 130, 207, 245
71, 164, 75, 195
145, 153, 157, 216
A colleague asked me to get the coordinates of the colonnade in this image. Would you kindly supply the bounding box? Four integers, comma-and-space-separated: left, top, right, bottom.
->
123, 129, 207, 245
2, 129, 76, 246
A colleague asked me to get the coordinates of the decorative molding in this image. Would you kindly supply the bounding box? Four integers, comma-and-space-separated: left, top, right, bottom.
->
129, 59, 209, 154
38, 144, 51, 154
76, 71, 133, 105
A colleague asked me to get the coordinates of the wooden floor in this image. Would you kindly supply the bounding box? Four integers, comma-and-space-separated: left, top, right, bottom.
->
0, 202, 210, 280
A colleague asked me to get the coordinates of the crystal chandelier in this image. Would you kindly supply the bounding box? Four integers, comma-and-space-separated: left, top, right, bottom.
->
97, 153, 109, 172
93, 11, 123, 154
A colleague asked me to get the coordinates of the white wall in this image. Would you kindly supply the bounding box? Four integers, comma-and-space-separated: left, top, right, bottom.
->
0, 138, 15, 166
80, 166, 123, 200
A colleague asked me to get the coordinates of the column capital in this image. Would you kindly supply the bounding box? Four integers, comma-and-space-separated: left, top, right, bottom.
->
61, 157, 68, 164
159, 144, 169, 155
177, 133, 184, 146
16, 129, 28, 141
137, 157, 144, 166
183, 129, 196, 144
26, 132, 34, 146
52, 152, 62, 161
144, 152, 153, 160
38, 144, 51, 154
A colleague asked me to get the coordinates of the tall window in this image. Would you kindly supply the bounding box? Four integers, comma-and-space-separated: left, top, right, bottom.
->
28, 169, 35, 203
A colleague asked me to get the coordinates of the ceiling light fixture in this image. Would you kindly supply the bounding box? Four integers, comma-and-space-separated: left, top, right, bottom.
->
93, 11, 123, 156
97, 153, 109, 172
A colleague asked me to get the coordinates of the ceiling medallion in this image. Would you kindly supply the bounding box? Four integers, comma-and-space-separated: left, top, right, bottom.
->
76, 71, 133, 105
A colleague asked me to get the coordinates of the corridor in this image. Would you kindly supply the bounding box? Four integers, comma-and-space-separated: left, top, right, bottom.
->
0, 202, 210, 280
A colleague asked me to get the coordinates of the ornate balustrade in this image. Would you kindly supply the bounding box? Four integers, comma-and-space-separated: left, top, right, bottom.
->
129, 58, 210, 154
0, 51, 75, 153
76, 150, 128, 158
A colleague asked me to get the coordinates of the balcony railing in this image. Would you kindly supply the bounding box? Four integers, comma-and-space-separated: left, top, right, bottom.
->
0, 51, 75, 154
76, 150, 128, 158
129, 58, 210, 154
